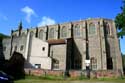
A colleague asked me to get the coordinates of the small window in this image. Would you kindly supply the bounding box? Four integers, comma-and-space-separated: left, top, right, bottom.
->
21, 32, 25, 36
30, 31, 34, 37
53, 59, 59, 69
91, 57, 97, 70
3, 46, 6, 51
13, 34, 17, 37
15, 46, 17, 51
34, 64, 41, 69
42, 47, 45, 51
20, 45, 24, 51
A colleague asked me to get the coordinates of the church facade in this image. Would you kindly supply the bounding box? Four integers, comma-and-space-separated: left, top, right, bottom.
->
2, 18, 123, 71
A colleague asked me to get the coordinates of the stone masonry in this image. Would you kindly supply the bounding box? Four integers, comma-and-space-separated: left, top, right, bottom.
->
1, 18, 123, 73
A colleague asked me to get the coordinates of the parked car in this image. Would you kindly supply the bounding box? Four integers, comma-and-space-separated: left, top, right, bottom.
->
0, 71, 13, 83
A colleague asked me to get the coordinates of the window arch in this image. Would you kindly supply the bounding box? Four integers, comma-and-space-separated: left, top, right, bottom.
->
13, 34, 17, 37
49, 28, 54, 39
74, 24, 80, 37
53, 59, 59, 69
39, 30, 44, 40
21, 32, 25, 36
30, 31, 34, 37
105, 22, 110, 35
61, 26, 67, 38
89, 23, 96, 35
14, 45, 17, 51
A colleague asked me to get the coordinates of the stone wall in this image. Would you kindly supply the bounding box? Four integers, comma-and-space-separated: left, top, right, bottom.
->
25, 69, 64, 77
50, 44, 67, 70
73, 39, 86, 70
11, 35, 27, 57
3, 18, 123, 72
24, 69, 123, 78
91, 70, 123, 78
2, 38, 11, 60
0, 40, 4, 61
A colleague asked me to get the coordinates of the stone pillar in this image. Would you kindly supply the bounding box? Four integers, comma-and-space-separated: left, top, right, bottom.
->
24, 32, 30, 60
82, 21, 86, 70
112, 21, 123, 72
99, 19, 107, 70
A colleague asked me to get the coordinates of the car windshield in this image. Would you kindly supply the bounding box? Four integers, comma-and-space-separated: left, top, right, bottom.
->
0, 71, 7, 76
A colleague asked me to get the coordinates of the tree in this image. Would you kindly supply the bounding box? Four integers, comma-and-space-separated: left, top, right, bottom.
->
115, 0, 125, 38
5, 52, 25, 79
0, 33, 9, 41
122, 54, 125, 74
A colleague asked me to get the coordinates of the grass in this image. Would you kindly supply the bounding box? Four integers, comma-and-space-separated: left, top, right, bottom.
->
14, 75, 125, 83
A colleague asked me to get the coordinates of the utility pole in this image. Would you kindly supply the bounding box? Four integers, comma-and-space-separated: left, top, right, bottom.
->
85, 21, 90, 78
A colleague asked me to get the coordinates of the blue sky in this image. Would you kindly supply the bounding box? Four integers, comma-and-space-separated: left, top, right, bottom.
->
0, 0, 125, 54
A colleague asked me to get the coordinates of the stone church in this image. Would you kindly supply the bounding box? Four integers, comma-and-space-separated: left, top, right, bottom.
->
2, 18, 123, 72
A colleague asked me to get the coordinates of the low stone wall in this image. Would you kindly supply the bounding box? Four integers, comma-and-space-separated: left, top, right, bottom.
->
91, 70, 123, 78
24, 68, 123, 78
69, 70, 86, 78
25, 68, 64, 77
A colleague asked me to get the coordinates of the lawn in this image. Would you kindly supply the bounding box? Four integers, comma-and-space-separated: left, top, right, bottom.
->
14, 76, 125, 83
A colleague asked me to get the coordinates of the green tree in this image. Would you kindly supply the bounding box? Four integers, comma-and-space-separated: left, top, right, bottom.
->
0, 33, 9, 40
0, 33, 9, 46
115, 0, 125, 38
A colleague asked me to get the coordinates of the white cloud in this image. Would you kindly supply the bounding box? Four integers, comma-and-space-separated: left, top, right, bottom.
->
21, 6, 36, 23
37, 16, 56, 27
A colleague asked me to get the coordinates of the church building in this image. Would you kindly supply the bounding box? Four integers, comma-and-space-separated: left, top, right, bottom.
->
2, 18, 123, 72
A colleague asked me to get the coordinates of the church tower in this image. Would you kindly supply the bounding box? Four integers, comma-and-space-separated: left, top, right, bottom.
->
18, 21, 23, 36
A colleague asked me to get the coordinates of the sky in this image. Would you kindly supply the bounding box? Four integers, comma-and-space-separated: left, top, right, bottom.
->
0, 0, 125, 54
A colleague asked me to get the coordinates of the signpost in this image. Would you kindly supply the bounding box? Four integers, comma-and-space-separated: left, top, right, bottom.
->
85, 59, 90, 78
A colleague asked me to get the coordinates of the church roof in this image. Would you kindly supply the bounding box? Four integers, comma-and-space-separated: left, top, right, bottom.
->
47, 39, 66, 44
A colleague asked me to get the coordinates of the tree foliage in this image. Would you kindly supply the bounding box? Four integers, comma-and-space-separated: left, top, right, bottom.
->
0, 33, 10, 41
115, 0, 125, 38
4, 52, 25, 79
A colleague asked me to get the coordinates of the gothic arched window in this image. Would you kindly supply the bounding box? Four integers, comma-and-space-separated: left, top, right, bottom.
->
61, 26, 67, 38
49, 28, 54, 39
74, 24, 80, 37
89, 23, 96, 35
39, 30, 44, 40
